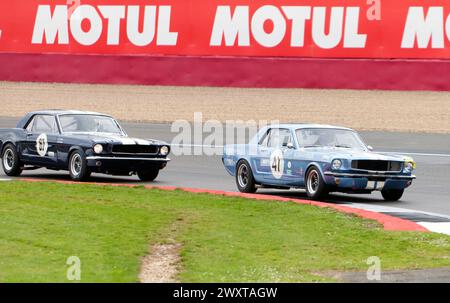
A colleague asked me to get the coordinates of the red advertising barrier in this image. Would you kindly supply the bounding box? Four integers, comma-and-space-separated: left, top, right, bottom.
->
0, 0, 449, 89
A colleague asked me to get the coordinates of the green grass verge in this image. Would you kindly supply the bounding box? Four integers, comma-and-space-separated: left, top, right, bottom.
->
0, 181, 449, 282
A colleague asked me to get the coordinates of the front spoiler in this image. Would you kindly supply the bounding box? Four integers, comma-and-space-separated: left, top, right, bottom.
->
85, 156, 170, 173
324, 172, 416, 179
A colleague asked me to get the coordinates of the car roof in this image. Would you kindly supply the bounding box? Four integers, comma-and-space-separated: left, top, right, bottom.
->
263, 123, 355, 131
27, 110, 109, 116
16, 110, 112, 128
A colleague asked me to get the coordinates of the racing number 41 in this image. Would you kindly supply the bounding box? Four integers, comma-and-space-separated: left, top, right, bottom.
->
272, 156, 282, 173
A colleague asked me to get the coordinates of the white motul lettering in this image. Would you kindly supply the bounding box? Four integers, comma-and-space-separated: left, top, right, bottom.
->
401, 7, 444, 48
251, 5, 286, 47
282, 6, 311, 47
210, 6, 250, 46
156, 6, 178, 46
70, 5, 103, 46
32, 5, 69, 44
344, 7, 367, 48
312, 7, 344, 49
126, 6, 156, 46
32, 4, 177, 47
99, 6, 125, 45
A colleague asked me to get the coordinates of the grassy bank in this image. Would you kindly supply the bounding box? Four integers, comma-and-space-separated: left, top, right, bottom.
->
0, 181, 449, 282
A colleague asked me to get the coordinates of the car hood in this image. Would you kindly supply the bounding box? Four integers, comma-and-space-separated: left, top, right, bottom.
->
65, 132, 168, 145
300, 147, 409, 162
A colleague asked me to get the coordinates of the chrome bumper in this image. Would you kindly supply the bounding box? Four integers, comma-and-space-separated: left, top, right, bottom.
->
324, 172, 416, 179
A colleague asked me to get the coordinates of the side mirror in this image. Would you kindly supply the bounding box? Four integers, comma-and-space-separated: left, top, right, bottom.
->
367, 145, 373, 151
286, 142, 295, 149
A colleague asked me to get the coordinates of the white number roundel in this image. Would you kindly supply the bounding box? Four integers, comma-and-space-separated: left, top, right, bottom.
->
36, 133, 48, 157
270, 149, 284, 179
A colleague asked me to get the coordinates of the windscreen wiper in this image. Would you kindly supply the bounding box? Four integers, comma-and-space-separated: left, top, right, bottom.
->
334, 144, 352, 148
302, 145, 321, 148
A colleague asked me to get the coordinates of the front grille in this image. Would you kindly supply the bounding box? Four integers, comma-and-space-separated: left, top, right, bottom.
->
351, 160, 401, 172
112, 145, 159, 154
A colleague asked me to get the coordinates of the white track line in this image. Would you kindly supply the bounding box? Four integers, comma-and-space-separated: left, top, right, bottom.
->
348, 203, 450, 235
380, 151, 450, 158
417, 222, 450, 236
349, 203, 450, 220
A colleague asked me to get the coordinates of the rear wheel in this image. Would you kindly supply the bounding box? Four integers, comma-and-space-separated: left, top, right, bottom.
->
1, 144, 22, 176
138, 168, 159, 182
305, 167, 328, 200
69, 150, 90, 181
381, 189, 404, 201
236, 160, 257, 193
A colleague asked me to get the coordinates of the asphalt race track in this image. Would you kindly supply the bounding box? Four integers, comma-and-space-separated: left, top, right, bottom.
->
1, 117, 449, 217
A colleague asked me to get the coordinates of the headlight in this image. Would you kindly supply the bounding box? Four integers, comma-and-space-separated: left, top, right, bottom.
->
332, 159, 342, 170
93, 144, 103, 154
159, 146, 170, 156
404, 161, 416, 173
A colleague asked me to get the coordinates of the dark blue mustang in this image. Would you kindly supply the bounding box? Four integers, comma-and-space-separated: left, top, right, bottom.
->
0, 110, 170, 181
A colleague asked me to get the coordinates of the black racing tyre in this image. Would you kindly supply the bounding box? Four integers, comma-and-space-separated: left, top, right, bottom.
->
305, 166, 328, 200
381, 189, 404, 201
68, 150, 91, 181
235, 160, 257, 193
138, 168, 160, 182
1, 143, 23, 177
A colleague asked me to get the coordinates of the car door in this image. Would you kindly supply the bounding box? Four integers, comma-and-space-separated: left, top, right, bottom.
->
257, 128, 296, 185
253, 128, 273, 179
23, 115, 59, 166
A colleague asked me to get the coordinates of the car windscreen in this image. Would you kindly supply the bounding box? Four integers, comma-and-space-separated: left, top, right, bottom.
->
296, 128, 366, 150
59, 115, 123, 135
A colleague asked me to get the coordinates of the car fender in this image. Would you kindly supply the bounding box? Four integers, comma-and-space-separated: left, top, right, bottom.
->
305, 162, 327, 181
67, 146, 88, 161
0, 134, 20, 154
0, 140, 15, 154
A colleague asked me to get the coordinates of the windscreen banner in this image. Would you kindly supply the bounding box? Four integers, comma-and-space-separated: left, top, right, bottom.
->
0, 0, 449, 59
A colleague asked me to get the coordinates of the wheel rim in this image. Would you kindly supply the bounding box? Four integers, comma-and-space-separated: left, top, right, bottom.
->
3, 149, 14, 171
307, 170, 319, 194
70, 153, 82, 176
237, 163, 249, 188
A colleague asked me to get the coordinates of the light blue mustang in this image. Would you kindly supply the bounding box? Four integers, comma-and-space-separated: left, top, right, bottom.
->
222, 124, 416, 201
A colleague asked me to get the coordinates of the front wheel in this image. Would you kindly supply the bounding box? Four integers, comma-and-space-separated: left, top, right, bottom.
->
69, 150, 90, 181
236, 160, 257, 193
1, 143, 22, 176
138, 169, 159, 182
305, 167, 328, 200
381, 189, 404, 201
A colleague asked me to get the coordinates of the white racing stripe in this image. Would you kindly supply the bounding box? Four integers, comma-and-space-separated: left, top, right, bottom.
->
117, 137, 136, 145
133, 138, 151, 145
108, 136, 151, 145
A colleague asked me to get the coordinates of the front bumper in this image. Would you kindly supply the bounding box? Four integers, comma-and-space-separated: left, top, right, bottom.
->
324, 171, 415, 191
86, 156, 170, 173
324, 172, 416, 179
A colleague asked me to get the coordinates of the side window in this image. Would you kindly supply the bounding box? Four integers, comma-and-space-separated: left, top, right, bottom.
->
258, 129, 271, 147
268, 129, 292, 148
31, 115, 58, 134
25, 117, 35, 132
